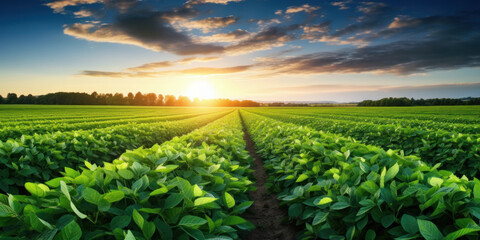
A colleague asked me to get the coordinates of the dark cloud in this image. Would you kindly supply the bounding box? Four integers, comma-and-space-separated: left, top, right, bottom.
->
64, 10, 225, 55
260, 33, 480, 75
226, 24, 301, 54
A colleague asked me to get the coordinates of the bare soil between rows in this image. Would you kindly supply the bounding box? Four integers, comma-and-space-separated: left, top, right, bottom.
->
240, 116, 298, 240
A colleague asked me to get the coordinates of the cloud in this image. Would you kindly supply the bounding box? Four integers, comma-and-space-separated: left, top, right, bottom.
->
63, 12, 225, 55
73, 9, 104, 18
225, 25, 301, 54
126, 61, 174, 71
45, 0, 100, 12
260, 33, 480, 75
126, 56, 221, 71
172, 16, 238, 33
285, 4, 320, 14
197, 29, 250, 43
331, 1, 351, 10
185, 0, 243, 5
81, 65, 252, 77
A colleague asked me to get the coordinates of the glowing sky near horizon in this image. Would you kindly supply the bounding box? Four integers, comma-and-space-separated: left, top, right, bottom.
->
0, 0, 479, 102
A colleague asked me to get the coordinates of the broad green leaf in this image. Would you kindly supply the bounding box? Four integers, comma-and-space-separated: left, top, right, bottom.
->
104, 190, 125, 203
428, 177, 444, 187
296, 174, 309, 182
83, 187, 102, 205
110, 215, 131, 229
60, 220, 82, 240
317, 197, 333, 205
178, 215, 207, 228
125, 230, 136, 240
401, 214, 419, 234
224, 192, 235, 209
312, 211, 328, 225
385, 163, 399, 182
361, 181, 379, 194
418, 219, 444, 240
70, 202, 87, 219
25, 183, 49, 197
445, 228, 480, 240
380, 167, 386, 188
60, 181, 71, 201
365, 229, 376, 240
164, 193, 183, 209
223, 216, 247, 226
132, 209, 144, 229
155, 165, 178, 173
143, 221, 156, 239
118, 169, 134, 180
194, 197, 218, 207
330, 202, 350, 210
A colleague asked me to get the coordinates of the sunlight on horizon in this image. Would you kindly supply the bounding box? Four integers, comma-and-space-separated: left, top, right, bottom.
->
184, 80, 216, 100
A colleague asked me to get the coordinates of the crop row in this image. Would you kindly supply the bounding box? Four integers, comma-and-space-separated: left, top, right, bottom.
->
0, 111, 255, 239
249, 110, 480, 178
257, 110, 480, 135
0, 108, 219, 126
0, 112, 217, 141
0, 111, 230, 193
241, 110, 480, 240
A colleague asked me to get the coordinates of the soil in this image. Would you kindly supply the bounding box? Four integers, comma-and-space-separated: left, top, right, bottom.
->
240, 117, 298, 240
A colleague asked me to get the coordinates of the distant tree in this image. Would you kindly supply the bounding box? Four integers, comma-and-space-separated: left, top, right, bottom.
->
157, 94, 164, 106
6, 93, 18, 104
164, 95, 176, 106
127, 92, 134, 105
134, 92, 144, 105
176, 96, 191, 106
25, 94, 35, 104
17, 95, 26, 104
0, 95, 3, 104
145, 93, 157, 106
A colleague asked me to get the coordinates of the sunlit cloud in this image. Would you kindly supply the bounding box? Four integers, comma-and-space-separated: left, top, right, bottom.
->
45, 0, 100, 13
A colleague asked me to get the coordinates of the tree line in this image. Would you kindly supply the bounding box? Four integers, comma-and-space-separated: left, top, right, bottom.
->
0, 92, 260, 107
358, 97, 480, 106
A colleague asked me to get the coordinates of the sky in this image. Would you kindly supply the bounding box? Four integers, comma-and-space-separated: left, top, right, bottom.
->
0, 0, 479, 102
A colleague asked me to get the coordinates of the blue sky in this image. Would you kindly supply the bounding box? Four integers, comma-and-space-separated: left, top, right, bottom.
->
0, 0, 479, 102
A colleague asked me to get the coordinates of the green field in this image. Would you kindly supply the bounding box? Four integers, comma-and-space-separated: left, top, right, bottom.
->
1, 105, 480, 240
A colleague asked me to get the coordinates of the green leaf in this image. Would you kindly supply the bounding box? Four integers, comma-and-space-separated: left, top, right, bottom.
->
60, 220, 82, 240
365, 229, 376, 240
25, 183, 49, 197
330, 202, 350, 210
194, 197, 218, 207
288, 203, 302, 218
381, 214, 395, 228
132, 209, 144, 229
104, 190, 125, 203
401, 214, 419, 234
312, 211, 328, 225
150, 185, 168, 196
385, 163, 399, 182
110, 215, 131, 229
0, 203, 16, 217
143, 221, 156, 239
474, 180, 480, 200
125, 230, 136, 240
60, 181, 71, 201
418, 219, 444, 240
223, 216, 247, 226
380, 167, 386, 188
178, 215, 207, 228
296, 174, 309, 182
118, 169, 134, 180
155, 165, 178, 173
83, 187, 102, 205
224, 192, 235, 209
444, 228, 480, 240
361, 181, 379, 194
317, 197, 333, 205
428, 177, 444, 187
70, 201, 87, 219
164, 193, 183, 209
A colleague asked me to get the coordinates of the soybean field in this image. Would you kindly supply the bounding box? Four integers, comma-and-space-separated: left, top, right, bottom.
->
1, 105, 480, 240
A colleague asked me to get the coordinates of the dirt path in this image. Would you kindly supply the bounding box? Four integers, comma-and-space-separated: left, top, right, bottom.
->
240, 117, 298, 240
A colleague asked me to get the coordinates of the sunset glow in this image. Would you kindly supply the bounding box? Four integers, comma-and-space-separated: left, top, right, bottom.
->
184, 81, 216, 100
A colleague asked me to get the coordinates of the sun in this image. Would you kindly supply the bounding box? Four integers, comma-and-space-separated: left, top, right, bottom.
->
184, 81, 216, 100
